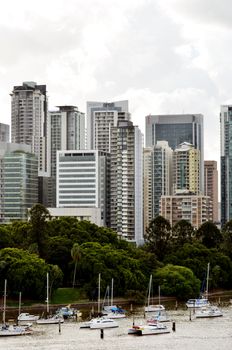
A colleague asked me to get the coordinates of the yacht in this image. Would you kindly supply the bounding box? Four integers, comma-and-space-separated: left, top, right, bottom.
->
0, 324, 33, 337
186, 298, 210, 308
195, 306, 223, 318
18, 313, 39, 323
128, 322, 170, 336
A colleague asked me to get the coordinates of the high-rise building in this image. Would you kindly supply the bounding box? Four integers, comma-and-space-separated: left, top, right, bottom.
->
173, 142, 200, 195
86, 100, 130, 152
2, 147, 38, 222
110, 120, 143, 245
145, 114, 204, 192
47, 105, 85, 206
220, 105, 232, 226
204, 161, 218, 223
0, 123, 9, 142
160, 194, 213, 229
11, 81, 48, 176
143, 147, 153, 233
56, 150, 110, 226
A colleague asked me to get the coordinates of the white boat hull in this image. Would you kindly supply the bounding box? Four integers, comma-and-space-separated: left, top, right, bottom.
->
36, 316, 64, 324
128, 324, 170, 336
145, 305, 165, 312
0, 325, 32, 337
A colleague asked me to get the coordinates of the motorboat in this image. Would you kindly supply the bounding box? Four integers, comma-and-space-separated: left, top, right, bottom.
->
18, 313, 39, 323
195, 306, 223, 318
145, 304, 165, 312
81, 317, 119, 329
186, 298, 210, 308
0, 324, 33, 337
36, 314, 64, 325
128, 322, 170, 336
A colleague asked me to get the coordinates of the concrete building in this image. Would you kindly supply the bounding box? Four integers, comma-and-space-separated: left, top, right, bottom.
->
2, 146, 38, 222
56, 150, 110, 227
173, 142, 200, 195
11, 81, 48, 176
48, 207, 102, 226
160, 194, 213, 229
143, 148, 153, 233
110, 120, 143, 245
0, 123, 9, 142
47, 106, 85, 206
220, 105, 232, 226
145, 114, 204, 192
86, 100, 130, 152
204, 161, 218, 223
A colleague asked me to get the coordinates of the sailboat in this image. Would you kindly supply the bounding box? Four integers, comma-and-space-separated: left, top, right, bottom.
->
195, 263, 223, 318
36, 273, 64, 325
80, 274, 119, 329
0, 280, 33, 337
145, 275, 165, 312
102, 279, 126, 319
17, 292, 40, 324
186, 264, 211, 308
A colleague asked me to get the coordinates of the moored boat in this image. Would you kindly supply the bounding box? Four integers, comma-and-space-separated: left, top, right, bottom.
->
195, 306, 223, 318
128, 322, 170, 336
18, 313, 39, 323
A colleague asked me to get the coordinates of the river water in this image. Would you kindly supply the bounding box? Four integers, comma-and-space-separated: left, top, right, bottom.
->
1, 307, 232, 350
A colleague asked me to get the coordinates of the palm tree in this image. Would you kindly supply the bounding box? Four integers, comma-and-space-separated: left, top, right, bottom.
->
71, 243, 82, 288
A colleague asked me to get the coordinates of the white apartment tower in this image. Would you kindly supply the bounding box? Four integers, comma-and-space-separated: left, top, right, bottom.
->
56, 150, 110, 226
86, 101, 130, 152
11, 81, 48, 176
47, 105, 85, 206
110, 120, 143, 245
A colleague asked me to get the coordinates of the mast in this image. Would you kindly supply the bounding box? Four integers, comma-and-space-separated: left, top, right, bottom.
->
206, 262, 210, 299
158, 285, 161, 305
111, 278, 114, 306
147, 275, 152, 307
18, 291, 22, 316
46, 272, 49, 314
3, 279, 7, 325
98, 273, 101, 314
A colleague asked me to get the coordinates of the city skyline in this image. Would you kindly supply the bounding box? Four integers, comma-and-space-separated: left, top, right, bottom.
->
0, 1, 232, 166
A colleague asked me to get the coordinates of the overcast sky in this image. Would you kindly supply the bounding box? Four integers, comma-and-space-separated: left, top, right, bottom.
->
1, 0, 232, 163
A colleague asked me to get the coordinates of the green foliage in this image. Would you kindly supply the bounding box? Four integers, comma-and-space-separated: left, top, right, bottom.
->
221, 220, 232, 259
144, 216, 171, 260
0, 248, 62, 299
172, 220, 195, 248
196, 222, 222, 248
153, 264, 201, 300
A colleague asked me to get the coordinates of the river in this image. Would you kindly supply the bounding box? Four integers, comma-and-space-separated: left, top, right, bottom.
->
1, 307, 232, 350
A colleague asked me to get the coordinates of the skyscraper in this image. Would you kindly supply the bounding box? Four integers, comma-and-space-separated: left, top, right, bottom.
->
220, 105, 232, 226
173, 142, 200, 195
145, 114, 204, 192
47, 105, 85, 206
86, 100, 130, 152
110, 120, 143, 245
0, 123, 9, 142
11, 81, 48, 175
204, 161, 218, 223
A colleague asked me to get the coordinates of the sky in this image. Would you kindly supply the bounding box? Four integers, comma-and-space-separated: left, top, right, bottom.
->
0, 0, 232, 164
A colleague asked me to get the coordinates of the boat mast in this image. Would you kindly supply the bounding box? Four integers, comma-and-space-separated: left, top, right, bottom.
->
147, 275, 152, 307
18, 291, 22, 316
206, 262, 210, 299
158, 285, 161, 305
3, 279, 7, 325
111, 278, 114, 306
98, 273, 101, 314
46, 272, 49, 314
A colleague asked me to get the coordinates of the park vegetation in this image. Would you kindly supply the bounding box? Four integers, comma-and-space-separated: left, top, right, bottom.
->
0, 204, 232, 302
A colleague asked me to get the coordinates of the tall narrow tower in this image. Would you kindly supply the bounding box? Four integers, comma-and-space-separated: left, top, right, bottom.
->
11, 81, 48, 176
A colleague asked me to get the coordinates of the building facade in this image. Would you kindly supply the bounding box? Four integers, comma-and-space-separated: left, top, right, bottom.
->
56, 150, 110, 227
173, 142, 200, 195
110, 120, 143, 245
86, 101, 130, 152
160, 195, 213, 229
145, 114, 204, 192
220, 105, 232, 226
204, 161, 218, 223
143, 148, 153, 233
0, 123, 9, 142
11, 81, 48, 176
3, 148, 38, 222
47, 105, 85, 206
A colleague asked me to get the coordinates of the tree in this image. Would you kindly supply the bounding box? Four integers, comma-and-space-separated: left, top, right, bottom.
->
196, 221, 222, 248
153, 264, 201, 300
171, 220, 194, 248
28, 204, 51, 258
221, 220, 232, 259
71, 243, 82, 288
144, 216, 171, 260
